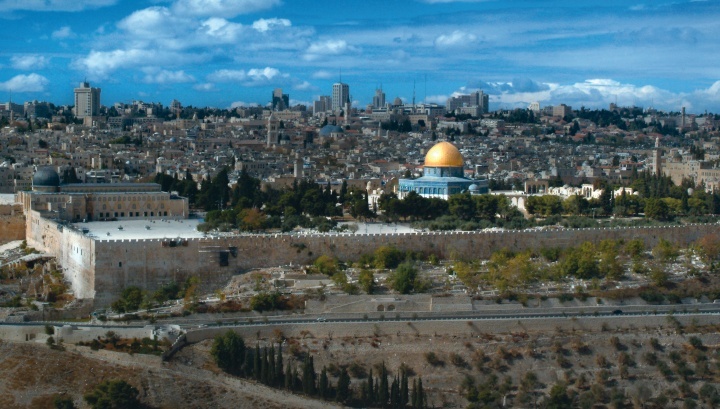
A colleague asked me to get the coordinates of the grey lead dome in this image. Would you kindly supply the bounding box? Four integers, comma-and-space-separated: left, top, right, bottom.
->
32, 167, 61, 187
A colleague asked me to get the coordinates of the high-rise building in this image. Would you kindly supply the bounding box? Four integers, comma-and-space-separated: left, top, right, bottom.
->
73, 82, 101, 119
552, 104, 572, 118
313, 96, 332, 115
272, 88, 289, 111
446, 90, 488, 114
372, 88, 386, 109
332, 82, 350, 111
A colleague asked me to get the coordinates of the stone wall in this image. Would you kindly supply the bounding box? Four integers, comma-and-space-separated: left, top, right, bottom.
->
25, 207, 720, 308
86, 224, 720, 307
0, 215, 25, 245
26, 211, 96, 300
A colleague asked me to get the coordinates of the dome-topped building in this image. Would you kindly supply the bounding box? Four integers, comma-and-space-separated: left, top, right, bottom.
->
398, 141, 487, 200
32, 167, 61, 192
424, 141, 464, 168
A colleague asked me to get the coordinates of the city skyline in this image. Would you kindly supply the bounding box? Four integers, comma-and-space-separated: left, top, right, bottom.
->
1, 0, 720, 113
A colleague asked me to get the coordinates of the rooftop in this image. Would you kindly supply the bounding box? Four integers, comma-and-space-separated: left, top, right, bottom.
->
72, 219, 205, 241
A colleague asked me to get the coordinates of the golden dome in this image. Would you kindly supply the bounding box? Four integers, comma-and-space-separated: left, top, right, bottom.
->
424, 141, 464, 167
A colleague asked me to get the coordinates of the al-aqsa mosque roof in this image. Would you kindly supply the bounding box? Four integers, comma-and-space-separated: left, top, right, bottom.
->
424, 141, 464, 167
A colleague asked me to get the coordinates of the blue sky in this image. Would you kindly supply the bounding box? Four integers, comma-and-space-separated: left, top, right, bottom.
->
2, 0, 720, 113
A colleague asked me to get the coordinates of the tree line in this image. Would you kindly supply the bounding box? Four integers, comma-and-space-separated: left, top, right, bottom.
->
210, 330, 428, 408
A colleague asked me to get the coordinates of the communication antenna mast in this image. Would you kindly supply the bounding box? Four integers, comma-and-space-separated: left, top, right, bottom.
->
412, 80, 416, 108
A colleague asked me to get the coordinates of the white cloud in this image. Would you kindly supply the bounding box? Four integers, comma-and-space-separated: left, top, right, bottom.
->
230, 101, 262, 108
117, 7, 186, 38
0, 0, 116, 12
457, 77, 720, 112
141, 68, 195, 84
207, 67, 288, 86
311, 70, 334, 79
0, 73, 49, 92
206, 69, 246, 82
73, 49, 204, 80
193, 83, 216, 92
11, 55, 50, 70
292, 81, 314, 91
289, 98, 311, 107
304, 39, 357, 61
247, 67, 284, 82
252, 18, 291, 33
434, 30, 478, 48
172, 0, 281, 18
51, 26, 76, 40
199, 18, 244, 42
425, 94, 449, 104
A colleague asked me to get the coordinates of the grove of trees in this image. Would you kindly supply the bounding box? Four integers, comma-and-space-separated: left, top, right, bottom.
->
210, 331, 428, 407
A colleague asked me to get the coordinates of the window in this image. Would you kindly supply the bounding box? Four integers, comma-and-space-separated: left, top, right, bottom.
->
119, 262, 122, 267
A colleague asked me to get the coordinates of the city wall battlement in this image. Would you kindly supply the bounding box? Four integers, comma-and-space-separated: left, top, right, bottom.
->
24, 209, 720, 307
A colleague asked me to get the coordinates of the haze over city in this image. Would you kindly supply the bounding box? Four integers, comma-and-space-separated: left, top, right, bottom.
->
2, 0, 720, 112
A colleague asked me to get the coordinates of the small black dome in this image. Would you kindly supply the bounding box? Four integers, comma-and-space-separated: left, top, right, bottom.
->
33, 167, 61, 187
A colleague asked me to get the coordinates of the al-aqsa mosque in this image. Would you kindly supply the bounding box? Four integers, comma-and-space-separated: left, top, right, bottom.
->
398, 141, 488, 200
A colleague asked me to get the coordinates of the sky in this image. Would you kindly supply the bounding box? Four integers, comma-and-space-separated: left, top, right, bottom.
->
2, 0, 720, 113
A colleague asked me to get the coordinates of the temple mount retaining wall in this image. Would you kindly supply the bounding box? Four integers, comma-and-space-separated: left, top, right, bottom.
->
22, 206, 720, 307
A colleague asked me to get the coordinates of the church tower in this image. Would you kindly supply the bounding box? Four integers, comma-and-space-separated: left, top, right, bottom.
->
266, 113, 280, 148
653, 136, 663, 176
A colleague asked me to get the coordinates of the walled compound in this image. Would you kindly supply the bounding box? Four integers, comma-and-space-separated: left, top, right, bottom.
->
17, 167, 720, 308
23, 202, 720, 307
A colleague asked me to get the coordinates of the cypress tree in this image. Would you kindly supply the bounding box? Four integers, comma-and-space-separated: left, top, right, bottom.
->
367, 368, 374, 405
360, 380, 369, 404
243, 349, 253, 377
253, 344, 261, 381
260, 347, 269, 385
417, 377, 425, 409
411, 379, 418, 408
301, 357, 308, 394
268, 344, 276, 386
336, 367, 350, 403
400, 369, 409, 407
293, 365, 301, 391
390, 375, 399, 408
275, 344, 284, 385
302, 356, 312, 395
319, 366, 329, 399
379, 362, 389, 406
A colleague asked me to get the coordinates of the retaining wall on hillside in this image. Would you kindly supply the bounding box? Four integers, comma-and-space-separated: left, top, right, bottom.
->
0, 214, 25, 245
26, 213, 720, 307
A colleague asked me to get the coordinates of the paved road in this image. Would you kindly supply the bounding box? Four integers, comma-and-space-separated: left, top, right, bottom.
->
7, 302, 720, 330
